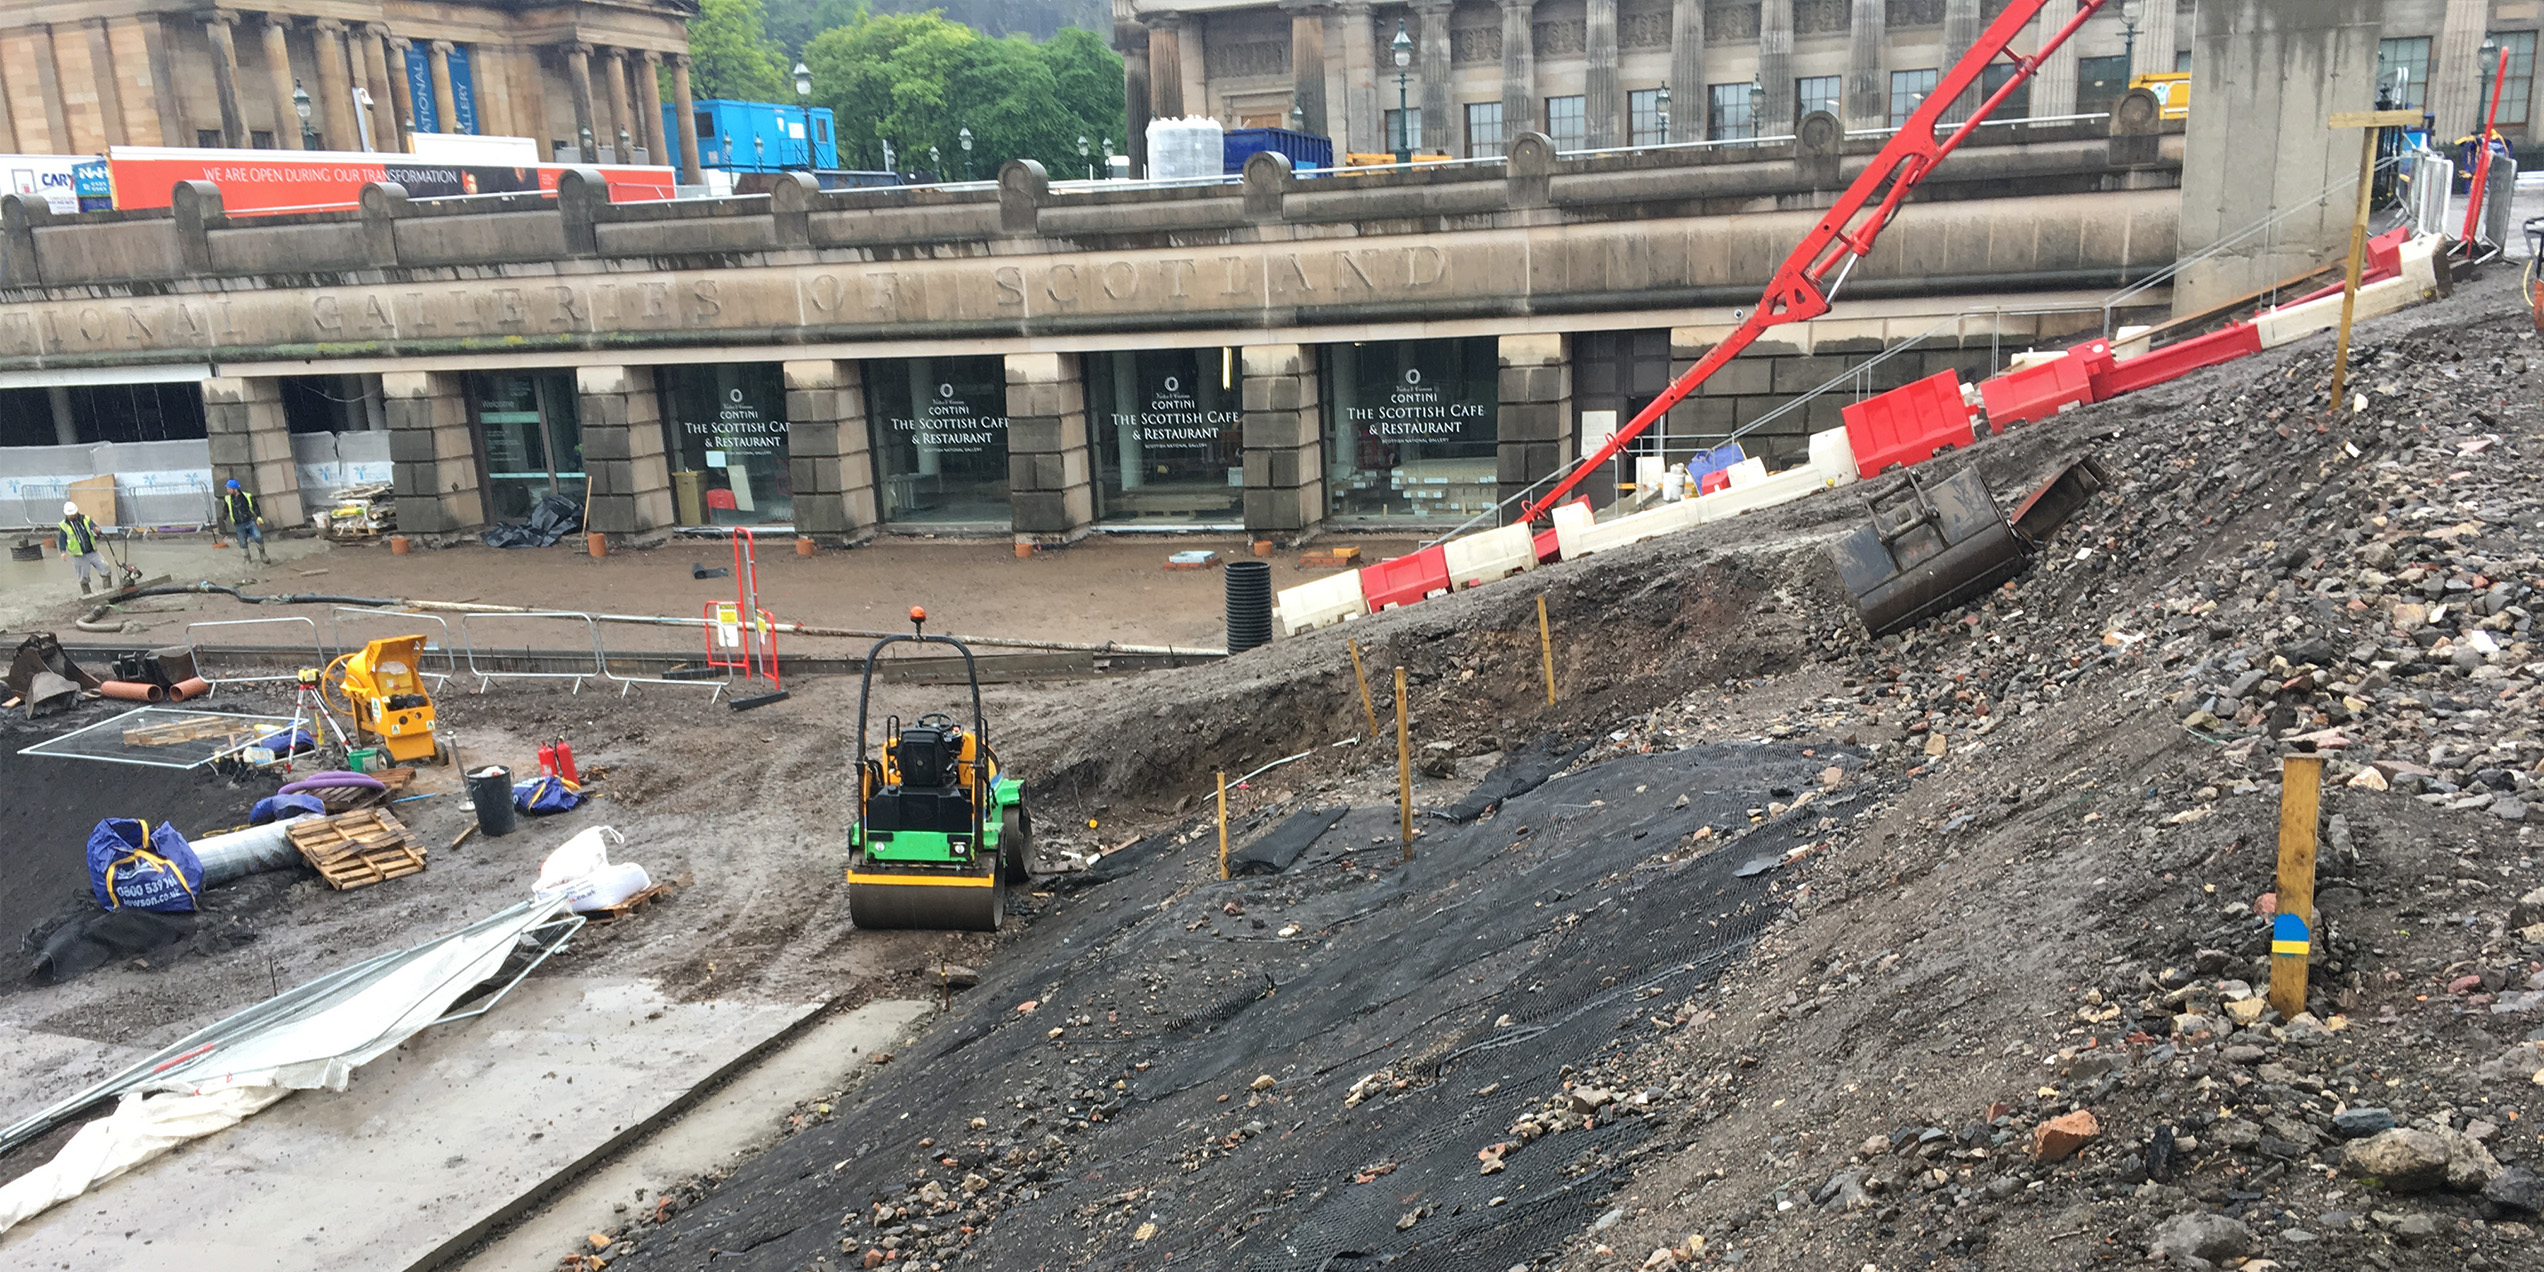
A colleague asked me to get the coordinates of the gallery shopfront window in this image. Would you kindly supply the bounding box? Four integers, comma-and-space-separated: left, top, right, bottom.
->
659, 364, 791, 525
468, 371, 582, 523
1323, 338, 1498, 523
863, 356, 1011, 527
1085, 347, 1243, 525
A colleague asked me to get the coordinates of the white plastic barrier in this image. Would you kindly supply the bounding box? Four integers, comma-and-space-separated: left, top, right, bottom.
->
1275, 569, 1368, 637
1721, 457, 1770, 488
1548, 500, 1599, 560
2254, 232, 2444, 350
1441, 522, 1538, 587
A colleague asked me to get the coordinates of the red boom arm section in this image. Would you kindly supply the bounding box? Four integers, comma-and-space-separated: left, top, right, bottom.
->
1517, 0, 2114, 523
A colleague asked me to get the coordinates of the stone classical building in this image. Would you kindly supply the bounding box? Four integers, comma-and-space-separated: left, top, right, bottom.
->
1115, 1, 2535, 164
0, 1, 704, 173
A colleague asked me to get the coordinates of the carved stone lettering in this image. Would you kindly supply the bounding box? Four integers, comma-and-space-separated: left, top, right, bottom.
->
1045, 263, 1080, 305
641, 282, 672, 320
1408, 244, 1448, 287
549, 285, 583, 325
361, 294, 394, 335
993, 265, 1026, 307
1208, 40, 1289, 79
1159, 258, 1195, 299
77, 308, 106, 344
807, 273, 844, 312
689, 280, 722, 321
123, 307, 152, 343
175, 305, 208, 343
1337, 251, 1379, 292
313, 296, 344, 333
1099, 260, 1137, 301
493, 288, 527, 327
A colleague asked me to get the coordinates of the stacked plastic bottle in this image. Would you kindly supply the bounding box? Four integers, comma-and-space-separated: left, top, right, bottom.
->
1146, 116, 1226, 181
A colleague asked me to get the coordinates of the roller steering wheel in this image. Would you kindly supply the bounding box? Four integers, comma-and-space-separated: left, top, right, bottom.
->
915, 711, 957, 730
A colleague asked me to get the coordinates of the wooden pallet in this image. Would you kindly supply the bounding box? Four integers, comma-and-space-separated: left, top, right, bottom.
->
288, 808, 427, 890
585, 884, 669, 922
123, 716, 258, 748
1298, 547, 1363, 569
317, 766, 417, 812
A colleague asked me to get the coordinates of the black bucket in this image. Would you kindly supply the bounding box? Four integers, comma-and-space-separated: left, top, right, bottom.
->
1225, 559, 1273, 653
466, 765, 517, 838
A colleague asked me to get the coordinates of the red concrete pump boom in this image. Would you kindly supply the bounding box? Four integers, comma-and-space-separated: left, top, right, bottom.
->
1519, 0, 2116, 523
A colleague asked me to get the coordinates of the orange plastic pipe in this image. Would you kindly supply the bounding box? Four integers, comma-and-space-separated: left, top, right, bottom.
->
99, 680, 168, 702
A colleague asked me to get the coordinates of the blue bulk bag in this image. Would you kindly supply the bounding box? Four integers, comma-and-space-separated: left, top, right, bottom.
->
513, 775, 585, 815
87, 818, 204, 913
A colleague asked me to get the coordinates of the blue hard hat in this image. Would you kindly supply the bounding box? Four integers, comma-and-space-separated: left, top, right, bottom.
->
226, 479, 240, 489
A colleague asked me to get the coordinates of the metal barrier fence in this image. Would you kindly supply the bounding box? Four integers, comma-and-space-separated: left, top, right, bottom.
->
457, 611, 604, 693
329, 607, 456, 689
185, 616, 325, 688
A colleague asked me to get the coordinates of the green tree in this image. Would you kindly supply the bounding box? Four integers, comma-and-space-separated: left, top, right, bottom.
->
689, 0, 792, 102
804, 11, 1124, 177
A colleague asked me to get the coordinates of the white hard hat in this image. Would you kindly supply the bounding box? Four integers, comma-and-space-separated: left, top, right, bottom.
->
62, 501, 79, 516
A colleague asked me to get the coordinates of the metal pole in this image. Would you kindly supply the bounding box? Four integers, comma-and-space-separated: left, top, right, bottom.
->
1394, 665, 1412, 857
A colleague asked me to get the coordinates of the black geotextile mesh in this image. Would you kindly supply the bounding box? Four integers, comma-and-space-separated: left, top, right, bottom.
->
611, 742, 1860, 1272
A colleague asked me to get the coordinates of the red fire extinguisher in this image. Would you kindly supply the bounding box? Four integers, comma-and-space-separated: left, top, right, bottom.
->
539, 738, 579, 783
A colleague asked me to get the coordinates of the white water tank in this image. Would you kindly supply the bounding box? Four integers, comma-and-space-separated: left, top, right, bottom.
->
1146, 116, 1224, 181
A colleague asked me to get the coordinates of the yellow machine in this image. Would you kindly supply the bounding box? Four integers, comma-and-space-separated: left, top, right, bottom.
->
320, 636, 447, 765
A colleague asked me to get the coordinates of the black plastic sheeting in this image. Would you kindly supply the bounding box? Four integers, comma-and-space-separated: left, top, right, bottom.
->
481, 494, 583, 549
1228, 805, 1348, 876
1434, 734, 1594, 823
31, 909, 196, 983
610, 741, 1862, 1272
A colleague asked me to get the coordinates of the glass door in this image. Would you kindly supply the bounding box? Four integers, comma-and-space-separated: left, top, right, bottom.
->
472, 372, 584, 523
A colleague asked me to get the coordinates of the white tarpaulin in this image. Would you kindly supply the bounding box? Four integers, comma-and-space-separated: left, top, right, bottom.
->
0, 897, 573, 1236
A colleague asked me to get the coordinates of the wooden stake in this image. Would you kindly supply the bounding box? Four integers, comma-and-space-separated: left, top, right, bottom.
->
2267, 754, 2325, 1021
1394, 665, 1412, 859
2322, 109, 2417, 414
1348, 638, 1379, 743
1536, 594, 1557, 705
1216, 770, 1230, 881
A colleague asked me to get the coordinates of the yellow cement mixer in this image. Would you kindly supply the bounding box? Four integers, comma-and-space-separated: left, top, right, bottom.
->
320, 636, 448, 765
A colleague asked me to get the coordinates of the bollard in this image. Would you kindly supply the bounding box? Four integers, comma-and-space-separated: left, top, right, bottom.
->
1395, 665, 1412, 859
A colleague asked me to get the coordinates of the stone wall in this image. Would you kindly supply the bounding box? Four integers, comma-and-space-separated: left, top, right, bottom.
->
201, 374, 303, 527
578, 365, 673, 538
1005, 353, 1094, 544
1240, 344, 1323, 539
784, 359, 878, 542
381, 369, 482, 534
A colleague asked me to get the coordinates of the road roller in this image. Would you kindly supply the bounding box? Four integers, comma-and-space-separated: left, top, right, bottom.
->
845, 608, 1032, 932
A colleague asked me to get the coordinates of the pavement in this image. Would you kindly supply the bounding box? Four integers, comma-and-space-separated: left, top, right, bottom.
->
0, 976, 824, 1272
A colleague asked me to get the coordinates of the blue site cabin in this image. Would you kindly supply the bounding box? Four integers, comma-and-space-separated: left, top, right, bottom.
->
671, 99, 840, 173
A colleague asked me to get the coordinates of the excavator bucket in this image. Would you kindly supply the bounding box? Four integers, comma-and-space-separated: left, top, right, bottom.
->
1830, 466, 2030, 637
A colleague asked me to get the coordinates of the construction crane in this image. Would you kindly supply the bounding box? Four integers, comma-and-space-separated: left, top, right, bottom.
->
1520, 0, 2116, 524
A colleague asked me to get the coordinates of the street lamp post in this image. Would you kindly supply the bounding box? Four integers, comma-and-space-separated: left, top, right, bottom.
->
793, 61, 813, 170
619, 126, 633, 165
2120, 0, 2143, 81
959, 126, 974, 180
1656, 82, 1671, 146
1078, 134, 1091, 179
1391, 19, 1414, 166
2479, 38, 2500, 136
293, 79, 315, 150
1748, 73, 1763, 143
930, 144, 942, 179
1101, 137, 1113, 179
753, 134, 765, 170
881, 137, 896, 179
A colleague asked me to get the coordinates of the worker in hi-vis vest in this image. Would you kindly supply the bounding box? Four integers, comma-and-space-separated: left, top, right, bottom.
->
220, 478, 271, 564
56, 501, 107, 596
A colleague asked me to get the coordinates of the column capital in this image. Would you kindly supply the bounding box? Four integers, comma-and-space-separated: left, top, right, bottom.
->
1410, 0, 1452, 12
1497, 0, 1535, 15
313, 18, 347, 37
1278, 1, 1336, 14
667, 52, 690, 70
430, 39, 454, 54
261, 11, 292, 32
600, 45, 628, 63
641, 48, 664, 66
1141, 10, 1184, 31
204, 9, 241, 28
563, 40, 593, 58
386, 33, 412, 52
1335, 1, 1373, 16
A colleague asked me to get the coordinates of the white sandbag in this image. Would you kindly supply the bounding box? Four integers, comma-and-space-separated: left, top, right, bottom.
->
534, 825, 623, 895
560, 860, 653, 913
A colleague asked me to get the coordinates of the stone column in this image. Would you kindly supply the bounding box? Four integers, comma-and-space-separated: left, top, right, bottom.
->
1289, 4, 1329, 136
2432, 0, 2488, 141
1939, 0, 1981, 124
1668, 0, 1703, 142
383, 33, 418, 151
1240, 345, 1323, 538
1496, 333, 1570, 509
428, 40, 459, 134
1498, 0, 1534, 147
262, 14, 299, 148
203, 377, 305, 528
354, 25, 391, 149
1759, 0, 1794, 136
49, 387, 77, 446
1844, 0, 1882, 129
784, 360, 879, 541
32, 25, 72, 153
1339, 2, 1378, 153
313, 20, 356, 150
640, 52, 668, 165
1416, 0, 1453, 153
1179, 13, 1209, 120
141, 16, 188, 145
82, 20, 130, 147
671, 55, 702, 181
579, 366, 674, 537
205, 12, 248, 148
565, 43, 598, 158
1005, 353, 1094, 544
0, 60, 19, 153
602, 48, 634, 158
383, 370, 483, 535
1585, 0, 1620, 147
1148, 14, 1185, 120
2139, 3, 2179, 82
1119, 15, 1152, 178
2030, 5, 2079, 119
